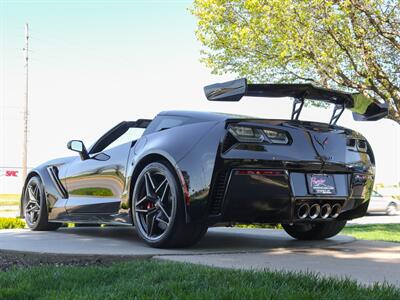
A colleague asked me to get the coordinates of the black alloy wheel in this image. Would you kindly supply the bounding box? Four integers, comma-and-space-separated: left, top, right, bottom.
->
23, 176, 61, 230
132, 161, 207, 248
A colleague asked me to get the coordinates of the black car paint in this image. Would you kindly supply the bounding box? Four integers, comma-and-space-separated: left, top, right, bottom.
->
21, 110, 375, 226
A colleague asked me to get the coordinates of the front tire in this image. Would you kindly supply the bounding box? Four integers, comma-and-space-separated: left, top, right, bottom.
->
132, 161, 207, 248
282, 220, 347, 240
23, 176, 61, 231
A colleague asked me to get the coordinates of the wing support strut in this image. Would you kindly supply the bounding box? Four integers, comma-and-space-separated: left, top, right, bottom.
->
291, 92, 308, 120
329, 104, 345, 125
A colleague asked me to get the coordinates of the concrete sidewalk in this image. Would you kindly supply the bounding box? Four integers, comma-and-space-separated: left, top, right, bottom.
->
157, 239, 400, 287
0, 227, 399, 287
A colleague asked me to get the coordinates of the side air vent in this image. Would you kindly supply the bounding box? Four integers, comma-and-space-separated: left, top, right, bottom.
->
47, 166, 68, 198
209, 171, 229, 215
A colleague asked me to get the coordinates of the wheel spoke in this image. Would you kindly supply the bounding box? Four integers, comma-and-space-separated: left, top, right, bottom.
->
146, 209, 158, 236
135, 196, 147, 207
156, 217, 168, 226
26, 199, 37, 207
155, 178, 167, 193
33, 184, 39, 199
27, 186, 37, 202
135, 208, 148, 213
160, 183, 169, 203
147, 172, 156, 190
26, 205, 40, 213
158, 203, 170, 221
144, 173, 157, 199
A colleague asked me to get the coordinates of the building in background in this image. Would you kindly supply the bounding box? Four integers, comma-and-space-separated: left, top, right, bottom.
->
0, 167, 30, 194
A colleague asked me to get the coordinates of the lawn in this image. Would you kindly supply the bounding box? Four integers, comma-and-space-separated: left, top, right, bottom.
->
342, 224, 400, 243
0, 260, 399, 300
0, 194, 20, 206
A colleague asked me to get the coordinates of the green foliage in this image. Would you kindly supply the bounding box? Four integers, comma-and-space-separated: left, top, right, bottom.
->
236, 223, 283, 229
1, 260, 399, 299
0, 194, 20, 206
0, 218, 25, 229
342, 224, 400, 243
192, 0, 400, 122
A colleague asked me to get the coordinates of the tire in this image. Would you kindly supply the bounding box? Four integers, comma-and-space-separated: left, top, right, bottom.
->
282, 220, 347, 240
386, 203, 398, 216
132, 161, 207, 248
23, 176, 62, 231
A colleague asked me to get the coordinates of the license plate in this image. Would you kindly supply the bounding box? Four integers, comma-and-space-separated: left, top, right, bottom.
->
307, 174, 336, 195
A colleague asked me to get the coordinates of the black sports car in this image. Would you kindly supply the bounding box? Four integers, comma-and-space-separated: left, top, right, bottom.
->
20, 78, 388, 248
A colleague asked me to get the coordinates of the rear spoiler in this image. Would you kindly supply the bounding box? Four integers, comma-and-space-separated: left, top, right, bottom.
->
204, 78, 388, 124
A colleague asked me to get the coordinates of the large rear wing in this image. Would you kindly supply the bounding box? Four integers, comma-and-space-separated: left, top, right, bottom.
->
204, 78, 388, 124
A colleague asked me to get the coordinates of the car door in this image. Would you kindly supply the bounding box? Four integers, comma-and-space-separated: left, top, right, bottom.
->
63, 123, 147, 214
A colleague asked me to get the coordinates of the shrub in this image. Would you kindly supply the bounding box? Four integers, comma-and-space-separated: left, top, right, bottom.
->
236, 223, 283, 230
0, 217, 26, 229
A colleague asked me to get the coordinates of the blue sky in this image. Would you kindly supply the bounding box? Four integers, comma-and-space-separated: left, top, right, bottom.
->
1, 0, 399, 192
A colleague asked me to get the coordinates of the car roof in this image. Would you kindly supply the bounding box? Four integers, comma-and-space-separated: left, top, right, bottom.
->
158, 110, 251, 121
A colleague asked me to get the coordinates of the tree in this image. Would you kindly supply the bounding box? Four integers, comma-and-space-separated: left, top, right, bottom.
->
192, 0, 400, 123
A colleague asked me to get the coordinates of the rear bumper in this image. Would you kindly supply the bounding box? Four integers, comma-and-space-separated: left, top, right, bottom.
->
207, 167, 373, 224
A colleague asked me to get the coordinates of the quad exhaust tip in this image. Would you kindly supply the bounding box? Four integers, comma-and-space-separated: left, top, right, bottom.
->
297, 203, 310, 219
320, 204, 332, 219
309, 204, 321, 220
331, 204, 341, 218
297, 203, 341, 219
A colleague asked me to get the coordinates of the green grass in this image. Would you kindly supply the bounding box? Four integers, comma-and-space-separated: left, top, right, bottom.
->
342, 224, 400, 243
0, 200, 19, 206
0, 217, 25, 229
0, 194, 20, 206
0, 260, 398, 299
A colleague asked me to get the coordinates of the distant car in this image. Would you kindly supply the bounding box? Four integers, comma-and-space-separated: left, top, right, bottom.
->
20, 78, 388, 248
368, 191, 399, 215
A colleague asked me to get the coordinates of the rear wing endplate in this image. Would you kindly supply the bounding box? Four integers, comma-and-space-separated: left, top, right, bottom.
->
204, 78, 388, 123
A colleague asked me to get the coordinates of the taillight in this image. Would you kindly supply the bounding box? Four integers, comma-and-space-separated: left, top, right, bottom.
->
347, 138, 368, 152
357, 140, 367, 152
227, 125, 289, 145
262, 129, 289, 144
228, 125, 265, 143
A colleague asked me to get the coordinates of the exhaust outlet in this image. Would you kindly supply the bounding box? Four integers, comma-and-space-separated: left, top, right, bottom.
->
309, 204, 321, 220
320, 204, 332, 219
297, 204, 310, 219
331, 204, 341, 218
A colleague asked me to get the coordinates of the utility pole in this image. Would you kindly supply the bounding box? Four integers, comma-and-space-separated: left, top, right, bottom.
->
22, 23, 29, 183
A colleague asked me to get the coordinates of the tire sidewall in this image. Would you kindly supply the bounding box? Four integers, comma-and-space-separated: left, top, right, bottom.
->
387, 203, 398, 216
282, 220, 347, 240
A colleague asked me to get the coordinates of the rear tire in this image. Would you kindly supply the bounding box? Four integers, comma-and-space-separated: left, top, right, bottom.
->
387, 203, 398, 216
132, 161, 206, 248
23, 176, 62, 231
282, 220, 347, 240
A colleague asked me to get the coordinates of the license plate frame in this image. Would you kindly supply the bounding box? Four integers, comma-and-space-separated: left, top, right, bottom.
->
307, 174, 337, 195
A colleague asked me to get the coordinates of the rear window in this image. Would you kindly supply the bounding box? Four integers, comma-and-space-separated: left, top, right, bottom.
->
143, 116, 188, 135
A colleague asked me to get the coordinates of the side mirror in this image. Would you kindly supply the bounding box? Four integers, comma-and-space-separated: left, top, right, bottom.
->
67, 140, 89, 160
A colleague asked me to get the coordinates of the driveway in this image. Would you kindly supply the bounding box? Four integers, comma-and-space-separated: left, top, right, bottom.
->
0, 227, 399, 287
